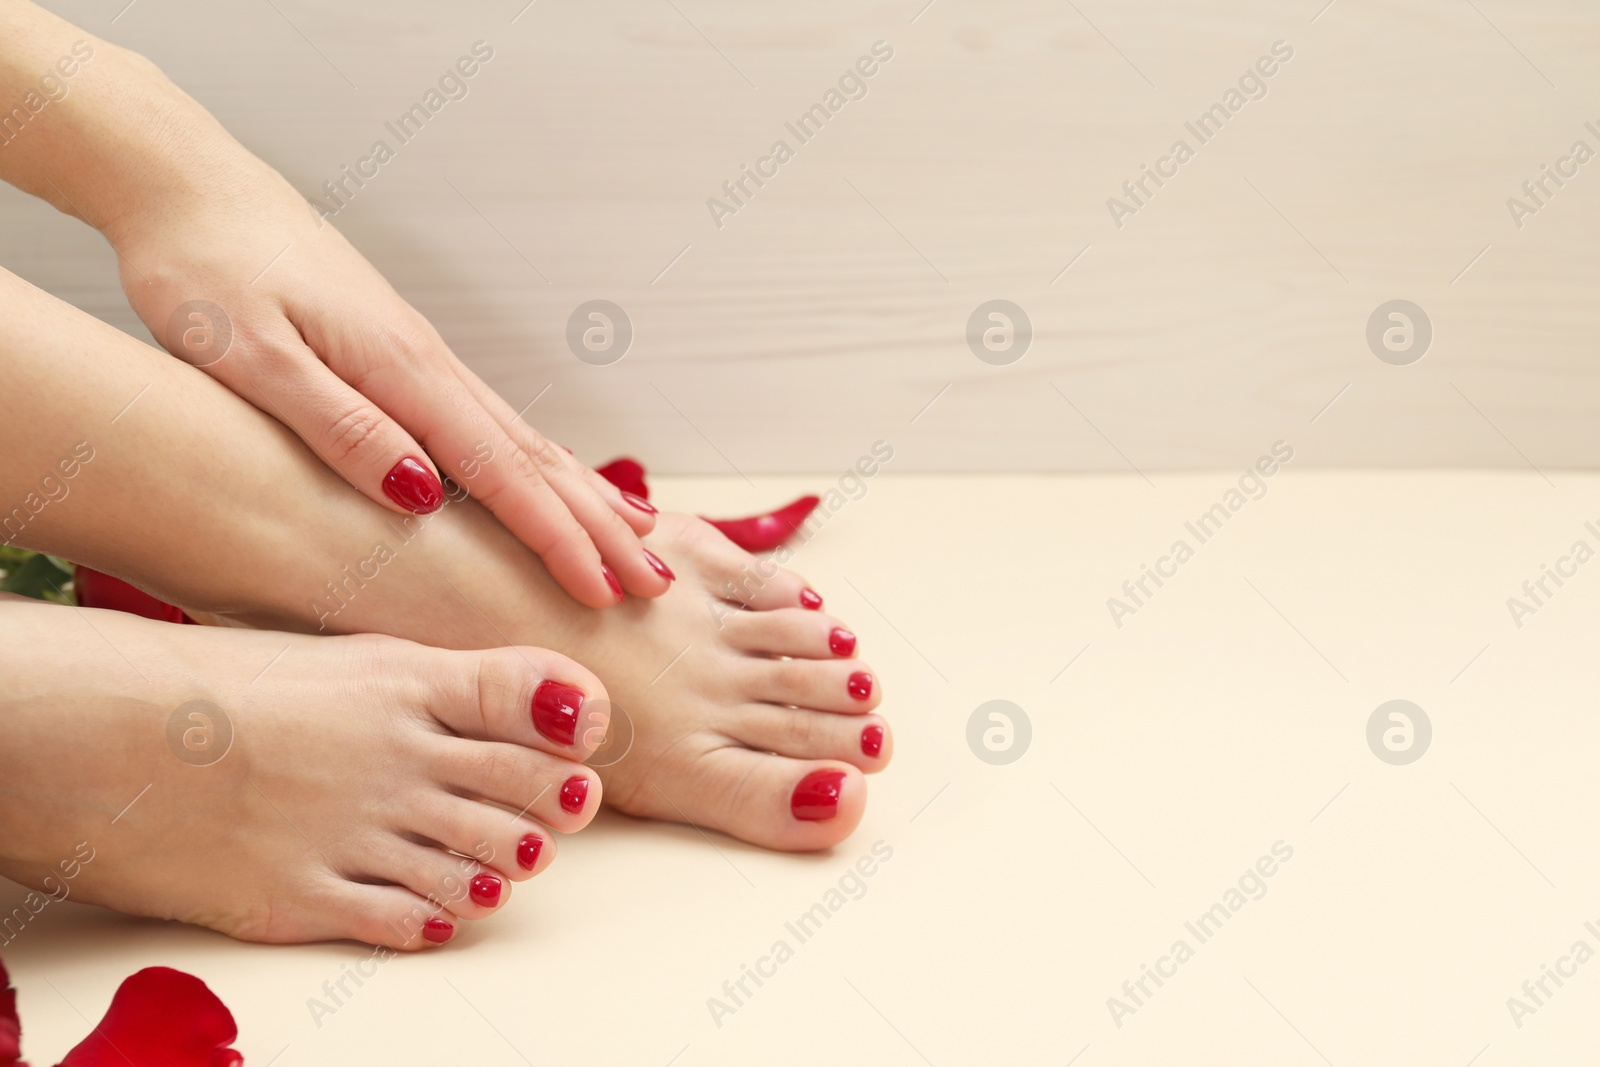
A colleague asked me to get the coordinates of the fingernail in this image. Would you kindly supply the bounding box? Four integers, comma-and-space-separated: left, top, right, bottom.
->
622, 491, 657, 515
848, 671, 874, 701
532, 680, 585, 746
422, 917, 454, 943
791, 769, 846, 821
517, 834, 544, 871
382, 457, 444, 514
644, 549, 676, 581
602, 565, 624, 603
860, 725, 884, 758
829, 627, 857, 657
469, 873, 502, 908
560, 775, 590, 814
800, 588, 823, 610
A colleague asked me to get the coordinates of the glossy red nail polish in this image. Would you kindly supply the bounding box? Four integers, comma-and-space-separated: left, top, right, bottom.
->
517, 834, 544, 871
422, 917, 454, 943
848, 671, 873, 701
469, 873, 502, 908
644, 549, 676, 581
829, 627, 857, 657
860, 725, 884, 758
560, 775, 590, 814
532, 680, 585, 745
791, 769, 846, 821
602, 565, 624, 603
622, 491, 657, 514
382, 457, 444, 514
800, 588, 823, 610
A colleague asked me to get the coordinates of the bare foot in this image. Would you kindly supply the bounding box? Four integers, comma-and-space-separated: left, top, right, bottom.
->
0, 594, 606, 948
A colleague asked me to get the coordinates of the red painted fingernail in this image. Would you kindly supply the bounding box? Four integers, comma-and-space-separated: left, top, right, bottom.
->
422, 917, 454, 943
800, 588, 823, 610
517, 833, 544, 871
622, 491, 657, 515
860, 725, 884, 758
848, 671, 873, 701
382, 457, 444, 514
470, 873, 502, 908
560, 775, 590, 814
531, 680, 584, 746
601, 565, 624, 603
644, 549, 676, 581
791, 769, 846, 821
829, 627, 857, 657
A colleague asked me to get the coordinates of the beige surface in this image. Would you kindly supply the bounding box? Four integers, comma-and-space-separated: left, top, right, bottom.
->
5, 1, 1600, 470
6, 470, 1600, 1064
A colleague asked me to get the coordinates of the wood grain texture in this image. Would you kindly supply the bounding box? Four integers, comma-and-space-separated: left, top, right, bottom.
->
2, 0, 1597, 471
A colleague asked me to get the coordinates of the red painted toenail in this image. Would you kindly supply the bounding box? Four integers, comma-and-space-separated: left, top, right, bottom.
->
422, 917, 454, 943
860, 725, 884, 757
470, 873, 502, 908
517, 834, 544, 871
791, 769, 846, 821
560, 775, 590, 814
622, 491, 657, 514
644, 549, 676, 581
829, 627, 857, 657
532, 680, 585, 745
602, 565, 624, 603
382, 457, 444, 514
800, 588, 823, 610
847, 671, 873, 701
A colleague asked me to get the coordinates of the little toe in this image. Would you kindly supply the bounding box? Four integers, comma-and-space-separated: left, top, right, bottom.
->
730, 706, 892, 770
426, 645, 614, 761
691, 749, 866, 851
429, 737, 602, 832
409, 792, 556, 882
721, 608, 858, 660
737, 656, 882, 713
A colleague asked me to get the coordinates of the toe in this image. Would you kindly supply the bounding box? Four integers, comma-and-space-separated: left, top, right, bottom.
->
427, 645, 615, 761
728, 706, 892, 770
720, 608, 858, 660
736, 656, 882, 713
684, 750, 866, 851
407, 792, 556, 882
428, 737, 602, 833
323, 882, 468, 951
362, 837, 511, 922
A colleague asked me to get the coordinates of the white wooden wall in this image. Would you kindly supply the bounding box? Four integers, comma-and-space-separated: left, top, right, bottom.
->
4, 0, 1598, 472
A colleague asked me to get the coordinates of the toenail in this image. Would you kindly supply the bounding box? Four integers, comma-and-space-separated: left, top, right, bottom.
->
791, 770, 846, 821
800, 588, 823, 610
560, 775, 590, 814
644, 549, 676, 581
847, 671, 874, 701
532, 680, 585, 746
860, 724, 884, 757
622, 491, 657, 514
422, 917, 454, 943
517, 834, 544, 871
470, 873, 502, 908
829, 627, 857, 657
382, 457, 444, 514
602, 565, 624, 603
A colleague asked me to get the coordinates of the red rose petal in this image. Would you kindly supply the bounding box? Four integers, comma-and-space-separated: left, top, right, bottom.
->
594, 457, 649, 500
0, 958, 23, 1067
703, 495, 821, 552
56, 967, 239, 1067
73, 566, 193, 625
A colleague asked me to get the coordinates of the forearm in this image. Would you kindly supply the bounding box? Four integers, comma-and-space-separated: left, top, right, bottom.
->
0, 0, 279, 241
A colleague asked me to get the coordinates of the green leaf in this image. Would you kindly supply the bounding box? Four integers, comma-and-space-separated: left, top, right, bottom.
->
0, 551, 74, 603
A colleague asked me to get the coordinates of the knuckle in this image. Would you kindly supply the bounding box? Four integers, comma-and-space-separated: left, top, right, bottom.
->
322, 404, 390, 465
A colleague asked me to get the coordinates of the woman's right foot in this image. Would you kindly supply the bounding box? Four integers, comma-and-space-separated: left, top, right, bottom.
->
0, 594, 605, 949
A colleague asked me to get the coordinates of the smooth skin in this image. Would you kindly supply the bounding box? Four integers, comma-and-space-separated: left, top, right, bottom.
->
0, 0, 662, 608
